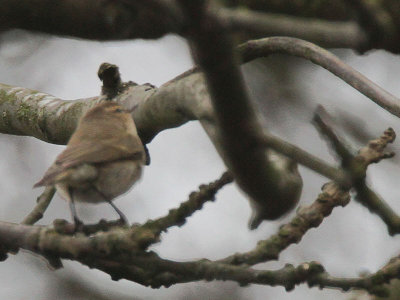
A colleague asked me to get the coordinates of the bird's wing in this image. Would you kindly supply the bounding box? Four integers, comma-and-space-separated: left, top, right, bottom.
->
34, 135, 144, 187
56, 136, 144, 168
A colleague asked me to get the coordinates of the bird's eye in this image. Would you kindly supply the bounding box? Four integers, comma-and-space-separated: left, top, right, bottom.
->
114, 108, 123, 113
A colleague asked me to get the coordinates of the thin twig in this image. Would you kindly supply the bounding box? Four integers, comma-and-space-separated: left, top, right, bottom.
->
22, 186, 55, 225
218, 181, 350, 265
314, 107, 399, 235
20, 186, 63, 269
260, 132, 349, 185
313, 105, 355, 166
355, 186, 400, 236
143, 172, 233, 235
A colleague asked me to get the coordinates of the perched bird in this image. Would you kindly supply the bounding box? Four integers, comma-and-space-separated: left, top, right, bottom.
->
247, 149, 303, 230
34, 101, 146, 227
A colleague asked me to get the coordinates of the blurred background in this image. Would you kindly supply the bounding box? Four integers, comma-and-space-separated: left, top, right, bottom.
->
0, 29, 399, 299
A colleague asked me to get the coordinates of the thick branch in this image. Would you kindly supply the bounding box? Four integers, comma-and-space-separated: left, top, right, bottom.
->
223, 0, 352, 21
0, 219, 397, 295
220, 8, 368, 50
0, 0, 180, 40
2, 0, 400, 53
226, 0, 400, 53
1, 37, 399, 143
177, 2, 303, 224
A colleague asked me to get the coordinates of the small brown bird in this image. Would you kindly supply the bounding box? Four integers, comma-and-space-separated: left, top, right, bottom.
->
34, 101, 146, 227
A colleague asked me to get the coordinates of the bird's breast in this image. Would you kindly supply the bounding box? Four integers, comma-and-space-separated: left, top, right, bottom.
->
94, 160, 143, 200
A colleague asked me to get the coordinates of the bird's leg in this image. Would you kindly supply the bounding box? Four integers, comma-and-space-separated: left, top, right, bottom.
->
68, 187, 83, 231
106, 199, 129, 225
144, 144, 151, 165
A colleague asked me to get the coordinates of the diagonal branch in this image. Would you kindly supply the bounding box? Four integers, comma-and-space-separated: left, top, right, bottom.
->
314, 107, 400, 235
22, 186, 55, 225
219, 181, 350, 265
176, 1, 302, 225
219, 127, 395, 266
143, 171, 233, 236
260, 132, 349, 185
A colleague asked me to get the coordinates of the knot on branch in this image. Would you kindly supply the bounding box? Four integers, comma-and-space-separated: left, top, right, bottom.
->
98, 62, 137, 99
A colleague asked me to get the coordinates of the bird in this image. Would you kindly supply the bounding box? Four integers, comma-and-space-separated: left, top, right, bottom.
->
247, 149, 303, 230
34, 101, 146, 228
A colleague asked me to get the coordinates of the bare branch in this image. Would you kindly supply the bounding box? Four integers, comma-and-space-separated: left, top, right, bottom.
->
22, 186, 55, 225
314, 107, 399, 235
225, 0, 400, 53
347, 0, 398, 51
52, 219, 128, 236
0, 37, 399, 230
219, 181, 350, 265
220, 8, 368, 50
0, 218, 398, 295
0, 0, 181, 40
356, 186, 400, 236
238, 37, 400, 118
260, 133, 349, 185
0, 127, 396, 293
143, 171, 233, 235
1, 36, 399, 144
219, 127, 395, 266
176, 1, 303, 225
1, 0, 400, 54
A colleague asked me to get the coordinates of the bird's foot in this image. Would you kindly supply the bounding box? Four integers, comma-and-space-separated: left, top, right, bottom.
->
73, 217, 84, 233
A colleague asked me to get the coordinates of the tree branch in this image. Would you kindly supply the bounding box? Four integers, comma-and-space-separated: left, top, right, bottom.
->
0, 0, 181, 40
313, 107, 399, 235
0, 128, 395, 294
176, 1, 303, 226
219, 181, 350, 265
143, 171, 233, 235
2, 0, 400, 53
238, 37, 400, 118
1, 37, 399, 144
219, 8, 368, 50
225, 0, 400, 53
1, 37, 399, 229
22, 186, 55, 225
0, 218, 398, 296
219, 127, 395, 266
260, 133, 349, 185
